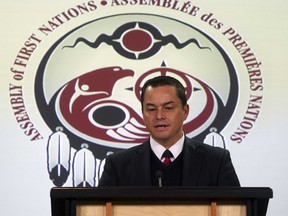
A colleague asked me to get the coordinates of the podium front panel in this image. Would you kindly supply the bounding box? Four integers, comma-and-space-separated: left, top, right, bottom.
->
76, 200, 246, 216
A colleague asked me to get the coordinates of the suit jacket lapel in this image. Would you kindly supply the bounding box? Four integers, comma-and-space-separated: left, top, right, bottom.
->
181, 138, 203, 186
132, 141, 152, 186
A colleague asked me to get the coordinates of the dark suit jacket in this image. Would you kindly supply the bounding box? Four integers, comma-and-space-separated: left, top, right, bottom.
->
98, 137, 240, 186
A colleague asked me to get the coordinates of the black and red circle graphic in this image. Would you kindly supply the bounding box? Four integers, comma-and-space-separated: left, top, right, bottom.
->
64, 21, 210, 59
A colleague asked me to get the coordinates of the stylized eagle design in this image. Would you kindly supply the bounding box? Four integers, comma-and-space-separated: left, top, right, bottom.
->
55, 66, 149, 144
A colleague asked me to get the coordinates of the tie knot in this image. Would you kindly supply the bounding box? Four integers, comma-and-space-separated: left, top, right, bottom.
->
162, 149, 173, 159
161, 150, 173, 165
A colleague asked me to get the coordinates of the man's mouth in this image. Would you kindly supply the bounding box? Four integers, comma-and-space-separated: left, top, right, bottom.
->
155, 124, 168, 129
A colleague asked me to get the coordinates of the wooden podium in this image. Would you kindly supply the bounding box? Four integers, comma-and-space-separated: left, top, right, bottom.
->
50, 187, 272, 216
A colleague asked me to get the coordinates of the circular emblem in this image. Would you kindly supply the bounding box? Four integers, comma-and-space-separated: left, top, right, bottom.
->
36, 13, 238, 158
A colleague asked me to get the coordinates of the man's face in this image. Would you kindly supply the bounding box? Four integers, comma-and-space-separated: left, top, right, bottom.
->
142, 85, 189, 148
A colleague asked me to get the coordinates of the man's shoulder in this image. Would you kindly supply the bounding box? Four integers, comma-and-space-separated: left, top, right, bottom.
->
185, 137, 227, 155
108, 140, 149, 159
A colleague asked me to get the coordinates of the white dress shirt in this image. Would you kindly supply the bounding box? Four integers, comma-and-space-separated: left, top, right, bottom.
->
150, 133, 185, 162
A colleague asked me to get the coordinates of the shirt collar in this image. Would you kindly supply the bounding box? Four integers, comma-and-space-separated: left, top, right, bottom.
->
150, 134, 185, 161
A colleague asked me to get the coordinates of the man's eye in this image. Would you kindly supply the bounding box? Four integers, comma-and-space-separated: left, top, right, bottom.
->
165, 106, 173, 110
147, 108, 156, 112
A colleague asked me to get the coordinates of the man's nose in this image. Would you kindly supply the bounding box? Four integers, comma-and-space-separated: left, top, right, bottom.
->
156, 109, 164, 119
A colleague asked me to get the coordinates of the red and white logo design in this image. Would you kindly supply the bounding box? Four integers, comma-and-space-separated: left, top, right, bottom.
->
35, 14, 238, 186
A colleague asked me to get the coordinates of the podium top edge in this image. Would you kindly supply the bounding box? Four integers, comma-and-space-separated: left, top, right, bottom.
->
50, 186, 273, 199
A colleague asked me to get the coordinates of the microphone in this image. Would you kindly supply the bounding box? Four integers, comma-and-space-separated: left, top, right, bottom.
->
155, 170, 163, 187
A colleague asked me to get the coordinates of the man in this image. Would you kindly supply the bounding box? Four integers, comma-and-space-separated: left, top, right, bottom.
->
98, 76, 240, 186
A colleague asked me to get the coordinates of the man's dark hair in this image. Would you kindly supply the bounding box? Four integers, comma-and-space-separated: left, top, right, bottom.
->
141, 76, 187, 109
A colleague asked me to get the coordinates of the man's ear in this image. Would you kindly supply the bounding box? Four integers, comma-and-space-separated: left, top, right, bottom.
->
183, 104, 189, 119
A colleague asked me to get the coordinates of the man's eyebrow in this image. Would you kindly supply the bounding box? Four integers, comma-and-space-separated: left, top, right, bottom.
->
163, 101, 174, 106
145, 103, 156, 107
145, 101, 174, 107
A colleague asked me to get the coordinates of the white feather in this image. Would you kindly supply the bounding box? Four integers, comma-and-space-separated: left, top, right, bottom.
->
47, 129, 70, 175
72, 145, 96, 187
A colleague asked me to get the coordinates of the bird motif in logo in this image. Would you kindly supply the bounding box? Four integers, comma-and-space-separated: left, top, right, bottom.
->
55, 66, 149, 144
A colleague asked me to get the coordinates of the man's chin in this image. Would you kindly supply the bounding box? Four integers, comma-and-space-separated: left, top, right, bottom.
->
151, 133, 170, 143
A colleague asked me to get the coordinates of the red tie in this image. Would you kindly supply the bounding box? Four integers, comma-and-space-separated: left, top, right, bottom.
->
162, 150, 173, 165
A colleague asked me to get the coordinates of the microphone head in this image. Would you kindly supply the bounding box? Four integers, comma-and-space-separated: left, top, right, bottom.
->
155, 170, 163, 178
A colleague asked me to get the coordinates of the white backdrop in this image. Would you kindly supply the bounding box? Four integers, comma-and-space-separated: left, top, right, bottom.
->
1, 1, 288, 215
